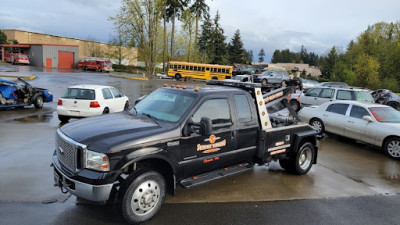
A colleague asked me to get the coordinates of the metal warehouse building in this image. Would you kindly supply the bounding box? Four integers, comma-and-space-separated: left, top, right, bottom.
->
1, 29, 138, 67
29, 44, 79, 68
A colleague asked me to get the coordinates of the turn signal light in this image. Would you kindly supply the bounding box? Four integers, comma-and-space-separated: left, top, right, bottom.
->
90, 101, 100, 108
57, 99, 62, 106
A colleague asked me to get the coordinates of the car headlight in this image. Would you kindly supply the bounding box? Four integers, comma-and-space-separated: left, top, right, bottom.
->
84, 149, 110, 172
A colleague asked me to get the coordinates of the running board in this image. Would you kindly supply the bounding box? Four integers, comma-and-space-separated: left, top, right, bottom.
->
180, 163, 253, 188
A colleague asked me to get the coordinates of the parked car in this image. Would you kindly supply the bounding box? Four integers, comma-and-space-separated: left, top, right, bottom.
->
253, 70, 290, 86
299, 100, 400, 159
317, 82, 349, 88
301, 79, 319, 91
371, 89, 400, 110
288, 87, 374, 112
224, 75, 252, 83
0, 77, 53, 109
57, 85, 129, 122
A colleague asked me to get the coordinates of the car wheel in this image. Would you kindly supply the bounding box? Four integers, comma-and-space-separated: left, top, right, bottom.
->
387, 102, 399, 110
124, 101, 130, 111
212, 76, 218, 80
102, 107, 109, 114
281, 80, 287, 86
174, 73, 181, 80
97, 67, 102, 72
34, 96, 44, 108
293, 142, 315, 175
58, 115, 70, 123
310, 118, 325, 135
118, 170, 166, 224
384, 137, 400, 160
261, 79, 268, 86
290, 100, 300, 112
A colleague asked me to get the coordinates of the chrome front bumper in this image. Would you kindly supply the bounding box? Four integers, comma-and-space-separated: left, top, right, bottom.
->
53, 164, 113, 202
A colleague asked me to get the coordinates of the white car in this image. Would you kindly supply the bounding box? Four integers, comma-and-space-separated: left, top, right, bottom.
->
298, 100, 400, 159
57, 85, 129, 122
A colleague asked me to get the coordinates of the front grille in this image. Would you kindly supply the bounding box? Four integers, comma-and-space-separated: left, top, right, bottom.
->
56, 130, 86, 172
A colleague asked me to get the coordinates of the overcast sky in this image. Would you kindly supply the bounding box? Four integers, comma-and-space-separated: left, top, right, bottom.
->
1, 0, 399, 61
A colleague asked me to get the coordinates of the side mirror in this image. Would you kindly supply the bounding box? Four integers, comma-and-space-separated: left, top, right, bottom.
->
362, 115, 373, 122
200, 117, 212, 136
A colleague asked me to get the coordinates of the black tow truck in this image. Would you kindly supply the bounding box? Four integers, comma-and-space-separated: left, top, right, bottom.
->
52, 80, 318, 224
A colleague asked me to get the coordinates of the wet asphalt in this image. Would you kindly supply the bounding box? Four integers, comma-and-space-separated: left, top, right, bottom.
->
1, 65, 400, 225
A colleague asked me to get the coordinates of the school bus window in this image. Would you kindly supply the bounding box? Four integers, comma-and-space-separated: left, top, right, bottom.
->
218, 68, 221, 73
173, 65, 177, 69
189, 66, 192, 70
178, 65, 181, 69
194, 66, 197, 71
202, 67, 205, 72
222, 69, 226, 73
206, 67, 210, 71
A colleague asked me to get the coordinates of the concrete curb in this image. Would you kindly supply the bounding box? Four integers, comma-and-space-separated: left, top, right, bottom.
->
110, 74, 149, 81
0, 74, 37, 80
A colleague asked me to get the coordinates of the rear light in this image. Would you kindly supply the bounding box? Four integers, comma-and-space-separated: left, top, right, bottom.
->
90, 101, 100, 108
57, 99, 62, 105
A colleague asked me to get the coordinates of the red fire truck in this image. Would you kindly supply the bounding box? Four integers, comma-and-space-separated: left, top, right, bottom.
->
4, 53, 30, 65
77, 57, 113, 72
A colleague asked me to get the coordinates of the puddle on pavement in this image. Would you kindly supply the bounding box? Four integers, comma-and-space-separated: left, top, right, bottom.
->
13, 113, 54, 124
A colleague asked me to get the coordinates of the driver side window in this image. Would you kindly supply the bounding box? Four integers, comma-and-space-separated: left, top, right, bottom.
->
192, 99, 231, 126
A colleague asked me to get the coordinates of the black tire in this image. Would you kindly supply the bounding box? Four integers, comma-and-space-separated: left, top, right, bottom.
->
281, 80, 287, 86
33, 96, 44, 108
174, 73, 181, 80
97, 67, 102, 72
387, 102, 399, 110
212, 76, 218, 80
293, 142, 315, 175
118, 170, 166, 224
290, 100, 301, 112
102, 107, 109, 114
279, 158, 295, 172
384, 137, 400, 160
310, 118, 324, 135
58, 115, 70, 123
124, 101, 130, 111
261, 79, 268, 86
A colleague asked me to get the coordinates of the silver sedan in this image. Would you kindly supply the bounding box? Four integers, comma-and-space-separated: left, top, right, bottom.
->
298, 100, 400, 160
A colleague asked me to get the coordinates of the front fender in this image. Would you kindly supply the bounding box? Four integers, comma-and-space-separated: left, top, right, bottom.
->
293, 129, 318, 164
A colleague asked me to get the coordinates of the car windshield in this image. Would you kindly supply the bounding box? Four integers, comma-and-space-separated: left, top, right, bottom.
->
61, 88, 95, 100
232, 76, 243, 80
132, 88, 196, 123
369, 107, 400, 123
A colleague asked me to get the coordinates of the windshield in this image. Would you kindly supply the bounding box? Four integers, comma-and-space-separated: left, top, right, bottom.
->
232, 76, 243, 80
369, 107, 400, 123
132, 88, 196, 123
61, 88, 95, 100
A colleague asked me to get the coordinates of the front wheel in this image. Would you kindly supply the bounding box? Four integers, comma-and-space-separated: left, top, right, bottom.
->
294, 142, 315, 175
118, 171, 166, 224
387, 102, 399, 110
34, 96, 44, 108
174, 73, 181, 80
310, 118, 324, 135
261, 79, 268, 86
384, 137, 400, 160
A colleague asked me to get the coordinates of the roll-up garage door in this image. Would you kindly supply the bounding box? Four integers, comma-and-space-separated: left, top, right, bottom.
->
58, 51, 74, 68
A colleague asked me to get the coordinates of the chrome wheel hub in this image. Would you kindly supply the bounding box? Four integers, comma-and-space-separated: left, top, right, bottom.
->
131, 180, 160, 216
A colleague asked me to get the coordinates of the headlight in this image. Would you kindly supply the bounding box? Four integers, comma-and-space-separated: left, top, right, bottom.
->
84, 150, 110, 172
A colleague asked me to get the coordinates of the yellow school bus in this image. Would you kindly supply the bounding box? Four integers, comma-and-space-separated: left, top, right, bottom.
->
167, 61, 233, 80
